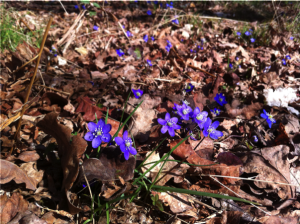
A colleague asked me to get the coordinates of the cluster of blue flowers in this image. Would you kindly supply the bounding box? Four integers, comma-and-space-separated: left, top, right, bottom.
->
50, 46, 58, 57
282, 55, 291, 65
236, 29, 255, 43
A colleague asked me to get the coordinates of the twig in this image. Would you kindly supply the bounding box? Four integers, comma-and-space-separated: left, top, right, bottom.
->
10, 17, 53, 155
58, 0, 68, 15
33, 84, 70, 95
13, 55, 39, 73
81, 166, 95, 224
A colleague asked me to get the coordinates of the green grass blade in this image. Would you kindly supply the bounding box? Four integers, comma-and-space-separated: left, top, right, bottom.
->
105, 107, 109, 124
151, 185, 259, 205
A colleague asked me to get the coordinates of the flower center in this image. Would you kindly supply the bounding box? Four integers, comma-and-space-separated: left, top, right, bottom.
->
219, 98, 223, 102
208, 128, 215, 133
136, 92, 141, 96
196, 114, 203, 120
183, 109, 188, 115
187, 85, 191, 89
216, 110, 220, 115
125, 141, 131, 147
167, 121, 173, 127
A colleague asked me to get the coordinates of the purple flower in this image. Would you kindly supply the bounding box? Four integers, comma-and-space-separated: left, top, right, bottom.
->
165, 40, 172, 52
189, 131, 197, 141
166, 3, 173, 9
282, 59, 287, 65
253, 135, 258, 143
203, 118, 223, 140
235, 56, 239, 61
172, 19, 179, 25
157, 113, 181, 137
229, 63, 233, 69
154, 1, 158, 4
143, 34, 149, 42
132, 89, 143, 99
151, 36, 155, 41
245, 31, 251, 36
214, 93, 227, 106
290, 36, 294, 40
116, 49, 125, 57
115, 130, 137, 160
54, 54, 57, 57
74, 5, 79, 9
93, 25, 99, 31
249, 29, 253, 33
147, 10, 152, 15
84, 119, 112, 148
192, 107, 208, 129
147, 59, 152, 66
190, 49, 194, 53
211, 108, 221, 116
82, 5, 86, 9
185, 83, 194, 92
176, 102, 193, 120
126, 31, 133, 37
260, 109, 276, 128
286, 55, 291, 60
236, 31, 241, 36
250, 38, 255, 43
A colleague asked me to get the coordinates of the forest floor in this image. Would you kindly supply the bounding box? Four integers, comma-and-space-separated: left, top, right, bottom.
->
1, 1, 300, 224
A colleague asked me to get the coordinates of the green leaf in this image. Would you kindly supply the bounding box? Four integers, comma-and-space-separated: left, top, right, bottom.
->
80, 0, 90, 3
89, 11, 97, 16
133, 47, 142, 59
93, 2, 101, 8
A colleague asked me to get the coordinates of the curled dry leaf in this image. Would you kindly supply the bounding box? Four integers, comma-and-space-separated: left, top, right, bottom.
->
141, 152, 189, 185
36, 112, 87, 214
0, 192, 29, 224
76, 96, 102, 121
17, 151, 40, 162
19, 162, 44, 188
77, 145, 136, 184
0, 159, 37, 190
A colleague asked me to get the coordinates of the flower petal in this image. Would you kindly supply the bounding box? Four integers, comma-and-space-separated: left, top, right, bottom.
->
210, 130, 223, 139
170, 117, 178, 124
102, 123, 112, 134
161, 125, 168, 134
267, 120, 272, 128
84, 132, 94, 141
168, 127, 175, 137
123, 130, 128, 140
119, 143, 126, 153
92, 136, 101, 148
157, 118, 167, 126
88, 122, 98, 132
211, 121, 220, 129
193, 107, 200, 116
97, 119, 105, 128
101, 133, 112, 143
165, 112, 170, 121
123, 151, 130, 160
128, 146, 137, 155
115, 137, 124, 146
204, 118, 212, 130
260, 113, 268, 119
172, 124, 181, 130
203, 129, 209, 137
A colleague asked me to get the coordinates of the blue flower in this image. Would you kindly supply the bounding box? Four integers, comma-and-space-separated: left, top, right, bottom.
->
154, 1, 158, 4
84, 119, 112, 148
236, 31, 241, 36
245, 31, 251, 36
147, 10, 152, 15
151, 36, 155, 41
190, 49, 193, 53
93, 25, 99, 31
157, 113, 181, 137
229, 63, 233, 69
235, 56, 239, 61
82, 5, 86, 9
116, 49, 125, 57
286, 55, 291, 60
249, 29, 253, 33
143, 34, 149, 42
172, 19, 179, 25
115, 130, 137, 160
211, 108, 221, 116
282, 59, 287, 65
132, 89, 143, 99
165, 40, 172, 52
147, 59, 152, 66
54, 54, 57, 57
203, 118, 223, 140
250, 38, 255, 43
189, 131, 197, 141
176, 102, 193, 120
74, 5, 79, 9
253, 135, 258, 143
290, 36, 294, 40
192, 107, 208, 129
185, 83, 194, 92
260, 109, 276, 128
214, 93, 227, 106
126, 31, 133, 37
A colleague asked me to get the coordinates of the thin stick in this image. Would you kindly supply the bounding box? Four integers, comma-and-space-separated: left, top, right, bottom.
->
33, 84, 70, 95
13, 55, 39, 73
10, 17, 53, 155
81, 166, 95, 224
58, 0, 68, 15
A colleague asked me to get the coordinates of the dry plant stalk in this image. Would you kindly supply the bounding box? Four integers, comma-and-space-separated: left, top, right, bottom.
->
10, 17, 53, 155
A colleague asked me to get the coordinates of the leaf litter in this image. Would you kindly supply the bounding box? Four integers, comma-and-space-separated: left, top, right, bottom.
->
1, 1, 300, 223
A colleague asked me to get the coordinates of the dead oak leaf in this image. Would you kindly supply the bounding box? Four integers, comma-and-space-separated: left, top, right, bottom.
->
76, 96, 102, 122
